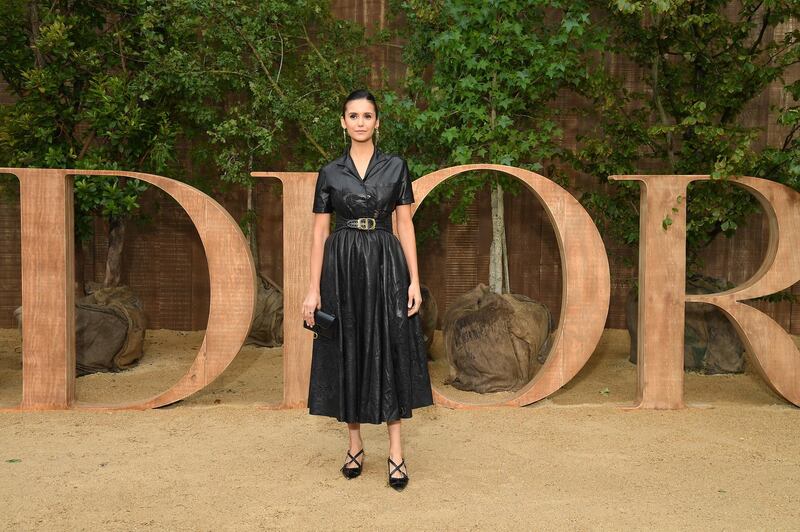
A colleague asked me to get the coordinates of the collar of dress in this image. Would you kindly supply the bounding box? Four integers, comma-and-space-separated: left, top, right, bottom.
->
336, 145, 389, 182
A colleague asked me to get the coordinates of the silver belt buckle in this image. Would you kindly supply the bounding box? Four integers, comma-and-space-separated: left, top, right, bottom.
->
356, 217, 376, 230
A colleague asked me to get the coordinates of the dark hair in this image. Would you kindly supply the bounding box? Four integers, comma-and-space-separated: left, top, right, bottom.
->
341, 89, 379, 118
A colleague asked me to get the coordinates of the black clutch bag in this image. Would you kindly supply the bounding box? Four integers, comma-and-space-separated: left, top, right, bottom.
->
303, 309, 337, 339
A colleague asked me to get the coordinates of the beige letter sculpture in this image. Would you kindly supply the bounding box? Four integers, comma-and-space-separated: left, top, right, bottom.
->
6, 168, 797, 411
416, 165, 610, 407
250, 171, 320, 407
611, 175, 800, 408
1, 168, 256, 410
255, 165, 610, 409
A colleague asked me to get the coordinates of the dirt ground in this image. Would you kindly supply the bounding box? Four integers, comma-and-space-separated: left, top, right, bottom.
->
1, 328, 799, 530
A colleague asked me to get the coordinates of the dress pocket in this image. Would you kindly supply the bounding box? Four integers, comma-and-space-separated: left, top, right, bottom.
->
370, 182, 399, 209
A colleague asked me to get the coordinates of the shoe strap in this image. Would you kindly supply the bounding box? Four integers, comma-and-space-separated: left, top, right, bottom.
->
388, 457, 407, 479
343, 448, 364, 468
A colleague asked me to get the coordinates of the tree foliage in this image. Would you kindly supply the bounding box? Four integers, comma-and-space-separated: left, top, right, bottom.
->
388, 0, 606, 221
0, 0, 179, 238
137, 0, 375, 251
1, 0, 796, 285
382, 0, 608, 294
142, 0, 374, 185
574, 0, 800, 265
0, 0, 373, 279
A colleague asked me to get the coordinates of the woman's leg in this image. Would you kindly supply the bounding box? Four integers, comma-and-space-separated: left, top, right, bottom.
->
344, 422, 363, 469
387, 419, 407, 478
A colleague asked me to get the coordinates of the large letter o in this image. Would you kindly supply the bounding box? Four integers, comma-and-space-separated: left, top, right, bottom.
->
411, 165, 610, 407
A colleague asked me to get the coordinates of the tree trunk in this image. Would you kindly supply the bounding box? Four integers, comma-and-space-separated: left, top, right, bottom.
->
75, 239, 86, 297
489, 181, 507, 294
103, 216, 125, 288
247, 183, 260, 272
28, 3, 44, 69
487, 72, 509, 294
501, 218, 510, 294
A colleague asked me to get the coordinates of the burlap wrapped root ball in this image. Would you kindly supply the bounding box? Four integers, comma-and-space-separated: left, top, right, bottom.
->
15, 285, 146, 376
442, 283, 553, 393
246, 274, 284, 347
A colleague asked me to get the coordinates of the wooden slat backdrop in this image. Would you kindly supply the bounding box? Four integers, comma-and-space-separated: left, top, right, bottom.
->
0, 4, 797, 333
0, 198, 21, 326
80, 188, 210, 330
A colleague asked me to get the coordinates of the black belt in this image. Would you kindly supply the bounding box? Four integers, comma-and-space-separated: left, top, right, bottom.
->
334, 216, 393, 232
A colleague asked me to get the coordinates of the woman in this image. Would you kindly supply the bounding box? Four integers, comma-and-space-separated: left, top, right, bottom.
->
302, 89, 434, 491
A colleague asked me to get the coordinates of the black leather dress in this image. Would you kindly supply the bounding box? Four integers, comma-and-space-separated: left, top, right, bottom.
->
307, 146, 434, 424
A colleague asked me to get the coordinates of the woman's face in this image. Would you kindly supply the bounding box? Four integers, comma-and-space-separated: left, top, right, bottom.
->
341, 98, 379, 145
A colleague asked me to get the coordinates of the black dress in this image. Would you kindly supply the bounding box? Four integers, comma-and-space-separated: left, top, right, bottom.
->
307, 146, 434, 424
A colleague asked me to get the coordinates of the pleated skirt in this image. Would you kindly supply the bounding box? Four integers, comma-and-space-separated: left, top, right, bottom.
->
307, 227, 434, 424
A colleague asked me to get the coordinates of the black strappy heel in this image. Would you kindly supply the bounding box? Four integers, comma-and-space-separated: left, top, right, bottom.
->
387, 457, 409, 491
341, 449, 364, 479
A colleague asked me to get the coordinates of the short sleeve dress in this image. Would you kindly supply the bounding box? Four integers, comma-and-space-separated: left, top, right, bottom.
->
307, 146, 434, 424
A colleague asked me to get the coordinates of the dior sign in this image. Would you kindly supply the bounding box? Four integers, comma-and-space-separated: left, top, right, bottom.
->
1, 166, 798, 411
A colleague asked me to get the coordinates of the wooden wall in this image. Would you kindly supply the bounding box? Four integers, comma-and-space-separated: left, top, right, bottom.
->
0, 4, 797, 333
0, 194, 21, 327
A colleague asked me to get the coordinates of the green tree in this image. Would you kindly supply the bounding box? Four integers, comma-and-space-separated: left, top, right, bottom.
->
0, 0, 375, 284
0, 0, 214, 287
387, 0, 605, 294
146, 0, 374, 264
574, 0, 800, 267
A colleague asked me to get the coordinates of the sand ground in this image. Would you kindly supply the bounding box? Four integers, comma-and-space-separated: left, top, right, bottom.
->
1, 328, 798, 530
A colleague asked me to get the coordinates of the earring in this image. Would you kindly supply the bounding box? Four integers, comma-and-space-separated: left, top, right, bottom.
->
343, 128, 347, 148
375, 128, 379, 148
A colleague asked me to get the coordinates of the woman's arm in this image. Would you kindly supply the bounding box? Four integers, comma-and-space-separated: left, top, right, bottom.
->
303, 213, 331, 326
395, 204, 422, 316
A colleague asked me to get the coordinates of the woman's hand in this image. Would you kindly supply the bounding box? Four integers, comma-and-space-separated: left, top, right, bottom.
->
407, 281, 422, 317
303, 290, 322, 327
